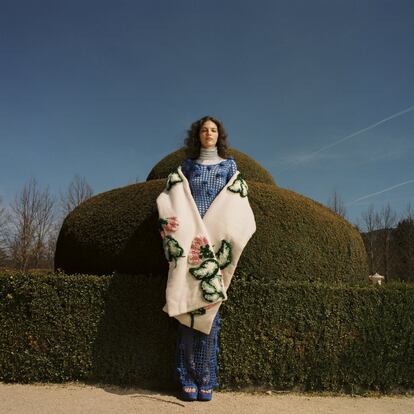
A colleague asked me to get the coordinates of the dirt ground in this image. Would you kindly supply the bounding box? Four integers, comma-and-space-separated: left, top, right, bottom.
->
1, 382, 414, 414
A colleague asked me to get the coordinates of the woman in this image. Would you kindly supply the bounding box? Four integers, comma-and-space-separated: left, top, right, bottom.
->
157, 115, 255, 402
175, 115, 237, 401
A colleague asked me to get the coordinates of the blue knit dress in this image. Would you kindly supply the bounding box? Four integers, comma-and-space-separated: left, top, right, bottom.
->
175, 156, 237, 391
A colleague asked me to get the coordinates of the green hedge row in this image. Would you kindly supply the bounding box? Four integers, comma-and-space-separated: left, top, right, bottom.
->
1, 271, 413, 393
222, 276, 414, 393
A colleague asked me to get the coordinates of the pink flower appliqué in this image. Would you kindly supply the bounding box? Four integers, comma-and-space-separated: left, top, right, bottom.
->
159, 216, 179, 240
164, 216, 179, 232
188, 236, 210, 265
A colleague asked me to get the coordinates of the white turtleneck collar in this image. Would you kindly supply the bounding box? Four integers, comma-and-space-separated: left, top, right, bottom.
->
195, 147, 225, 165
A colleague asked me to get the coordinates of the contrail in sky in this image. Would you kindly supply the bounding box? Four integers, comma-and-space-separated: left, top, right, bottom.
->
347, 179, 414, 206
278, 104, 414, 174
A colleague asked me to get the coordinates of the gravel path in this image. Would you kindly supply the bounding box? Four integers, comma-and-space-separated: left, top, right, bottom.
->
1, 382, 413, 414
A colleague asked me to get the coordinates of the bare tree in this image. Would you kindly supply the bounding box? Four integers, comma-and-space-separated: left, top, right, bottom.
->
0, 196, 7, 235
59, 174, 93, 218
45, 218, 62, 269
327, 189, 347, 219
45, 175, 94, 269
392, 217, 414, 282
7, 179, 37, 271
0, 195, 10, 266
377, 203, 397, 281
377, 203, 397, 229
360, 204, 381, 274
404, 202, 414, 221
32, 186, 55, 268
6, 177, 56, 271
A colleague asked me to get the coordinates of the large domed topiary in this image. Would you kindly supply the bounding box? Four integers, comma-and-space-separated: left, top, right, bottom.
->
55, 148, 368, 284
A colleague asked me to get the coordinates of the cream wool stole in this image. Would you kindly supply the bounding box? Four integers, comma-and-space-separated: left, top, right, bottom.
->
156, 166, 256, 334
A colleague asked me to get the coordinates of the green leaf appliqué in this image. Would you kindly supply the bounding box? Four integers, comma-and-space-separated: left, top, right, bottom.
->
189, 259, 225, 303
162, 235, 185, 267
227, 173, 248, 197
189, 258, 219, 280
216, 240, 232, 269
165, 170, 183, 191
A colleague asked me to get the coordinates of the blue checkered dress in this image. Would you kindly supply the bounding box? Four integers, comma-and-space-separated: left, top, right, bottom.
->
175, 156, 237, 391
181, 157, 237, 218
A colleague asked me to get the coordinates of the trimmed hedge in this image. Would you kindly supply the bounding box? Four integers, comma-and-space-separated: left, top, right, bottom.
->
55, 179, 368, 283
0, 271, 175, 387
55, 180, 166, 276
1, 272, 413, 393
222, 277, 414, 392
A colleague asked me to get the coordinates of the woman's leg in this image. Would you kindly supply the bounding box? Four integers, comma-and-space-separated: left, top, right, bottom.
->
194, 311, 221, 392
175, 311, 221, 399
175, 322, 198, 391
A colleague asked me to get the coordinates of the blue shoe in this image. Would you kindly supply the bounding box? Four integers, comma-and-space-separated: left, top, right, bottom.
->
181, 386, 198, 401
198, 388, 213, 401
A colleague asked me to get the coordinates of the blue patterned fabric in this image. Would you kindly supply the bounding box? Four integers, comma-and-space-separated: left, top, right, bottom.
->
175, 156, 238, 390
181, 157, 237, 218
176, 311, 221, 390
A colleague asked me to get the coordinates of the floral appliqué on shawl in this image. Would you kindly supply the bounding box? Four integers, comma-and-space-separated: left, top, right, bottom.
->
159, 216, 184, 267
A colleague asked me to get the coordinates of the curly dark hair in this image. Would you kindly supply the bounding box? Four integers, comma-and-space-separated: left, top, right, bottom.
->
183, 115, 229, 159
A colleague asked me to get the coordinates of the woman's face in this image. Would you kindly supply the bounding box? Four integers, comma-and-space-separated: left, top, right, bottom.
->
199, 120, 219, 149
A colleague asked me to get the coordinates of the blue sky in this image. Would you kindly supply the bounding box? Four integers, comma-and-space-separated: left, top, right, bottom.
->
1, 0, 413, 224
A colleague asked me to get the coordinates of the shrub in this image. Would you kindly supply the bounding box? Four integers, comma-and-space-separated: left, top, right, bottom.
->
1, 271, 413, 393
55, 150, 367, 283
